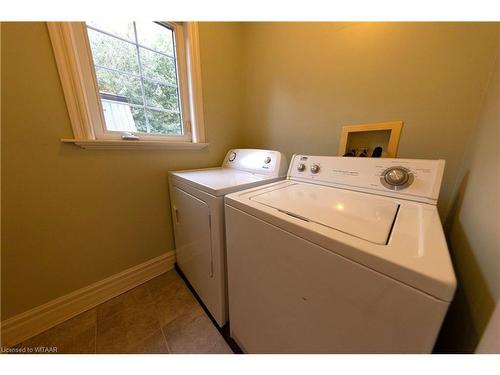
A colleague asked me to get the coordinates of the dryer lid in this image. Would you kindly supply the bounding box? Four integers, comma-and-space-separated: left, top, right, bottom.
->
170, 168, 271, 196
250, 183, 400, 244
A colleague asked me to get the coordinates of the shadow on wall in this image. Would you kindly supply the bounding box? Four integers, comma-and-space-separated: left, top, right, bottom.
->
434, 171, 496, 353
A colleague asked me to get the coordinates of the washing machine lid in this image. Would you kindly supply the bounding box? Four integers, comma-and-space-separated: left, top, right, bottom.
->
250, 183, 399, 245
170, 168, 275, 196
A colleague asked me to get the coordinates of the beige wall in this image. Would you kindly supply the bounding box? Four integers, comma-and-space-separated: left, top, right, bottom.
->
240, 22, 499, 216
436, 50, 499, 352
0, 22, 243, 319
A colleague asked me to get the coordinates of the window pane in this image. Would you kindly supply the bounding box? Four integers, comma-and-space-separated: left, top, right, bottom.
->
100, 101, 148, 133
87, 29, 139, 74
95, 67, 143, 106
135, 22, 174, 56
130, 107, 147, 133
86, 21, 135, 42
143, 80, 180, 111
140, 48, 177, 85
101, 101, 138, 132
146, 109, 182, 135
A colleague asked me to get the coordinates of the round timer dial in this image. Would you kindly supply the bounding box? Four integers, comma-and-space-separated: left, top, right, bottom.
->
380, 166, 414, 190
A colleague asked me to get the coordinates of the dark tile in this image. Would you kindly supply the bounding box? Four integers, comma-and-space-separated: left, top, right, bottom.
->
59, 327, 96, 354
147, 270, 182, 298
163, 310, 228, 354
127, 330, 170, 354
206, 338, 233, 354
97, 284, 153, 323
17, 309, 96, 354
149, 276, 204, 326
96, 301, 161, 354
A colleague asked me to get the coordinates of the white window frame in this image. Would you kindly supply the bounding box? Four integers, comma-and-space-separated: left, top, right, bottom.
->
47, 22, 207, 150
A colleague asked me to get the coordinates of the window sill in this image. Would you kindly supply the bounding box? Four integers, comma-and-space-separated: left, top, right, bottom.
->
61, 139, 209, 150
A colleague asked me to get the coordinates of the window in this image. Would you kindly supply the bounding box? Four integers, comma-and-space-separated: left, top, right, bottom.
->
47, 22, 206, 150
87, 22, 185, 138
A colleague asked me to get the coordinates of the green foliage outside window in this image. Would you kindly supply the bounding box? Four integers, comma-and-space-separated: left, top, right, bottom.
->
87, 22, 182, 135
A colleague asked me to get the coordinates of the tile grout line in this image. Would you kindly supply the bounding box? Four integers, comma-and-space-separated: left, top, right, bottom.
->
167, 269, 231, 354
160, 326, 172, 354
94, 321, 98, 354
92, 307, 97, 354
95, 282, 161, 354
145, 278, 172, 354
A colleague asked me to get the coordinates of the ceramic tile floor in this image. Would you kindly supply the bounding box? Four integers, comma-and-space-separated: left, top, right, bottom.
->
15, 270, 233, 354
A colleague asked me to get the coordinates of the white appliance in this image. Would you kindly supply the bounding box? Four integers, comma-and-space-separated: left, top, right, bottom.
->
169, 149, 287, 327
225, 155, 456, 353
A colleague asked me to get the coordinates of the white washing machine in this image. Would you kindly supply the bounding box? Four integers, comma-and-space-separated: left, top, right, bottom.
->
225, 155, 456, 353
168, 149, 287, 327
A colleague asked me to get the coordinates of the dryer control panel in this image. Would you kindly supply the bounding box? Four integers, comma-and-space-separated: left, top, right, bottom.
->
223, 149, 288, 177
289, 155, 445, 204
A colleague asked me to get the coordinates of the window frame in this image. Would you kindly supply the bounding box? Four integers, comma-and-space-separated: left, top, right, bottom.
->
47, 21, 207, 150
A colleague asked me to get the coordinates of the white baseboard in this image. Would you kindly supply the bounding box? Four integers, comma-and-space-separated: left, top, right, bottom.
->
0, 251, 176, 348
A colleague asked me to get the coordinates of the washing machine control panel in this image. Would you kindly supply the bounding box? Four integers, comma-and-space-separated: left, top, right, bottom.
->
223, 149, 288, 177
289, 155, 445, 203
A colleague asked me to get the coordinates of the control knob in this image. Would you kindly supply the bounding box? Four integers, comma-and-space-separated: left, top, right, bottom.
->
381, 166, 414, 190
297, 163, 306, 172
310, 164, 320, 174
264, 156, 272, 164
228, 152, 237, 162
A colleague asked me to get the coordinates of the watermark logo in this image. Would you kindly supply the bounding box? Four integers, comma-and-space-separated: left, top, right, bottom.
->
1, 346, 58, 354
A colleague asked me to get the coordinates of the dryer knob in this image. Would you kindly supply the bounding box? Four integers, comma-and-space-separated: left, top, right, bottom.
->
264, 156, 272, 164
297, 163, 306, 172
310, 164, 320, 174
228, 152, 237, 162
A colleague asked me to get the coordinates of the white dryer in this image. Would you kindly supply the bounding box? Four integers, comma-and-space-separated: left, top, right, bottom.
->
224, 155, 456, 353
168, 149, 287, 327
